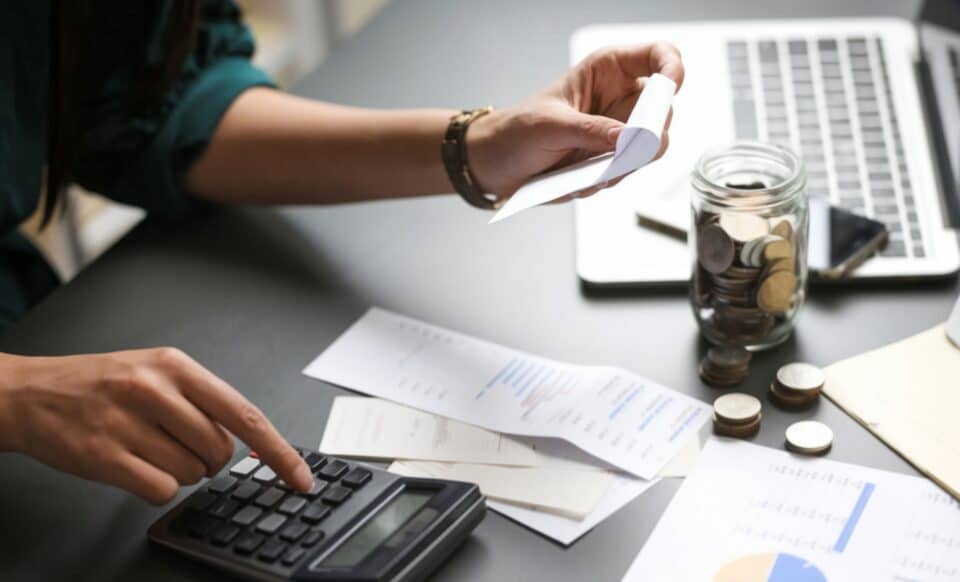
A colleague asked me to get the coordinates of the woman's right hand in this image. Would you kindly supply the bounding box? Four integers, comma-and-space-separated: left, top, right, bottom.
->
0, 348, 314, 504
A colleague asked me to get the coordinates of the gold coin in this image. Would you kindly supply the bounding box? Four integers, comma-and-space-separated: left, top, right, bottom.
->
719, 213, 770, 243
757, 270, 796, 313
771, 219, 794, 241
762, 239, 794, 263
766, 257, 795, 274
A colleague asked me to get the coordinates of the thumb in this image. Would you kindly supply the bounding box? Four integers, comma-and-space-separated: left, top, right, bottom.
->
555, 111, 623, 154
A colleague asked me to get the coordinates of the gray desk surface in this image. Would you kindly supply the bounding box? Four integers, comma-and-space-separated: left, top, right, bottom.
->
1, 0, 955, 580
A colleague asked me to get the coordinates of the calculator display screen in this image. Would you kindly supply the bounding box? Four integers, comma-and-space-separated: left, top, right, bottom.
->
320, 491, 434, 568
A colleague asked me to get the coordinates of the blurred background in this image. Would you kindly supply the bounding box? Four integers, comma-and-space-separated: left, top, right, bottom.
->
22, 0, 391, 282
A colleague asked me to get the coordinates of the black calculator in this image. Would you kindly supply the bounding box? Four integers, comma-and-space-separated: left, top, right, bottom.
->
149, 446, 485, 581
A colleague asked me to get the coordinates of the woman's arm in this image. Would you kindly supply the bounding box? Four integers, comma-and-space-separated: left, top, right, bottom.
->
187, 43, 684, 206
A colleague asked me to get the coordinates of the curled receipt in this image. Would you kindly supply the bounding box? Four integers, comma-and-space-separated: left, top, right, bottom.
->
490, 73, 676, 224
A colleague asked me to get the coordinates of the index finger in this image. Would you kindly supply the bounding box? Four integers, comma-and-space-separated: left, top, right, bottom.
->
171, 359, 314, 493
607, 42, 684, 90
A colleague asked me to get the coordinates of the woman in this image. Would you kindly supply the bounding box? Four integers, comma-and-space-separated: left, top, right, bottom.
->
0, 1, 682, 504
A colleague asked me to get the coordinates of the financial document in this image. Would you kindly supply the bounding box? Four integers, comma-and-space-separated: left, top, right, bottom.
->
320, 396, 538, 466
303, 308, 710, 480
623, 438, 960, 581
490, 73, 676, 224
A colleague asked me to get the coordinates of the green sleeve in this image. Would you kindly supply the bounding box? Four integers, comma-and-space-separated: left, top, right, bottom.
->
74, 1, 275, 218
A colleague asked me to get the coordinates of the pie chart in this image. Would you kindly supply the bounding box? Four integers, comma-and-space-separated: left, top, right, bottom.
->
714, 553, 827, 582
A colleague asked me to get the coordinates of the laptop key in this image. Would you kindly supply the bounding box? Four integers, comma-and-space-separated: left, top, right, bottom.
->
322, 485, 352, 506
282, 547, 307, 566
209, 498, 240, 520
342, 468, 372, 489
207, 475, 237, 494
317, 460, 349, 481
210, 524, 241, 546
256, 513, 288, 535
187, 491, 218, 511
252, 466, 277, 483
301, 503, 331, 524
229, 456, 260, 477
232, 506, 263, 527
278, 496, 307, 515
301, 529, 326, 548
258, 540, 288, 563
280, 522, 309, 542
255, 487, 285, 508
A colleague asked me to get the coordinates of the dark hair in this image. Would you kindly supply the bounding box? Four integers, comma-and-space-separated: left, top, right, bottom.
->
44, 0, 201, 226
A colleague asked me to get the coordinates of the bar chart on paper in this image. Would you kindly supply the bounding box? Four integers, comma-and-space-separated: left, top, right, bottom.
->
622, 439, 960, 582
303, 308, 710, 479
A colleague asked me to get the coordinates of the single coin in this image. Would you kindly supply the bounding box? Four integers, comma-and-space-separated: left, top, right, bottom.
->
763, 239, 794, 263
714, 393, 762, 424
707, 346, 752, 369
739, 236, 765, 267
719, 213, 770, 243
771, 219, 794, 241
766, 257, 795, 275
757, 270, 797, 313
785, 420, 833, 455
714, 413, 762, 438
776, 362, 825, 393
698, 224, 736, 274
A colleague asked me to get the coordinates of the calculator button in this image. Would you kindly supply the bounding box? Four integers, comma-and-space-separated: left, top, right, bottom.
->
304, 479, 328, 499
253, 466, 277, 483
341, 468, 372, 489
187, 491, 218, 511
210, 524, 241, 546
301, 529, 325, 548
317, 460, 349, 481
304, 452, 326, 472
255, 487, 285, 508
258, 539, 288, 563
256, 513, 287, 535
321, 485, 352, 505
300, 503, 331, 524
177, 511, 216, 538
207, 475, 237, 494
232, 506, 263, 527
208, 499, 240, 520
234, 532, 265, 555
232, 481, 261, 502
282, 546, 307, 566
277, 496, 307, 515
229, 456, 260, 477
279, 522, 309, 542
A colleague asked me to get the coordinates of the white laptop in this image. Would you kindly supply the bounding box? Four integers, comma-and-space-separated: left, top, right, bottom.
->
573, 0, 960, 287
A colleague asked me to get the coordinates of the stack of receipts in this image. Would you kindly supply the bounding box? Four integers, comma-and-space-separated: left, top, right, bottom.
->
304, 308, 709, 544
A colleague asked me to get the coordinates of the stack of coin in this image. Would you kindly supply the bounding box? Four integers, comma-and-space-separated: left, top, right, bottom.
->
698, 346, 752, 387
768, 362, 825, 409
694, 210, 800, 345
785, 420, 833, 455
712, 393, 762, 438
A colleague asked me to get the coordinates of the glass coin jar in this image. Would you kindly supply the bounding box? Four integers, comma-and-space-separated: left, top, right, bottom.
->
690, 143, 809, 350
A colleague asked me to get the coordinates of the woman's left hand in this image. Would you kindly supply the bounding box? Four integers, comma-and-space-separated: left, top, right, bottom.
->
467, 43, 683, 202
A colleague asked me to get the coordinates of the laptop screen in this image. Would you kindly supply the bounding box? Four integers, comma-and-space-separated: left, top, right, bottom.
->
920, 0, 960, 32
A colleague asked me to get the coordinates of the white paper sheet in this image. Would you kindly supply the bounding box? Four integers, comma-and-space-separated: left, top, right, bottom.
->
490, 73, 676, 224
387, 459, 613, 519
303, 308, 710, 480
319, 396, 538, 466
622, 438, 960, 582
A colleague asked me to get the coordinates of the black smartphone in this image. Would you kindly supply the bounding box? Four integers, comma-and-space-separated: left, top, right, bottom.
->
808, 198, 889, 279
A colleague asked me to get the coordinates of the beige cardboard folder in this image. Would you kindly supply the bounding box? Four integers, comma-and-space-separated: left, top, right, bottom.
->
824, 324, 960, 499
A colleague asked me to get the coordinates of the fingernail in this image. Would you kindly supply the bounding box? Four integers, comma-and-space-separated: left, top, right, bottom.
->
607, 127, 621, 144
294, 462, 313, 491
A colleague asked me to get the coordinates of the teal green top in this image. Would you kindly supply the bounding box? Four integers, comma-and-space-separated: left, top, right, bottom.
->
0, 1, 273, 330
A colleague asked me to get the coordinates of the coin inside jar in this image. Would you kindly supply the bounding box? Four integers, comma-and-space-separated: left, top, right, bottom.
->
719, 212, 770, 243
713, 393, 762, 424
785, 420, 833, 455
698, 224, 736, 274
757, 270, 797, 313
771, 219, 794, 241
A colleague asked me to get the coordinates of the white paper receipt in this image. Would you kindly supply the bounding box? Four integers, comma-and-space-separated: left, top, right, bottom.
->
319, 396, 538, 466
303, 307, 710, 480
490, 73, 676, 224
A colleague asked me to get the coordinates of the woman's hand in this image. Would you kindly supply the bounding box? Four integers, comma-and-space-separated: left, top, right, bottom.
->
467, 43, 684, 201
0, 349, 314, 504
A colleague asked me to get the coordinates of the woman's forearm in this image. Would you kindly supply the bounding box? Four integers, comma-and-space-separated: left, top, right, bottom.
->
187, 88, 460, 204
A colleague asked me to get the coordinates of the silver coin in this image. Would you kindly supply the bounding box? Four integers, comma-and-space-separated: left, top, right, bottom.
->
719, 213, 770, 243
713, 393, 762, 424
776, 362, 826, 393
785, 420, 833, 454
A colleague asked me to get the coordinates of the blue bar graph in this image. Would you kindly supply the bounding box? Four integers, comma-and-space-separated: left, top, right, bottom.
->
833, 482, 875, 553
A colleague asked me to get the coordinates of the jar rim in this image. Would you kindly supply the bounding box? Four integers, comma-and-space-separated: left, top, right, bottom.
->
691, 142, 806, 209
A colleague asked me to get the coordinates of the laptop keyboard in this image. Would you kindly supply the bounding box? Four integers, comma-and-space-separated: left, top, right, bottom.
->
727, 37, 924, 259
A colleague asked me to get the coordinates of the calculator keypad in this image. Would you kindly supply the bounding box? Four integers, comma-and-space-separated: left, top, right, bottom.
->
169, 447, 374, 571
